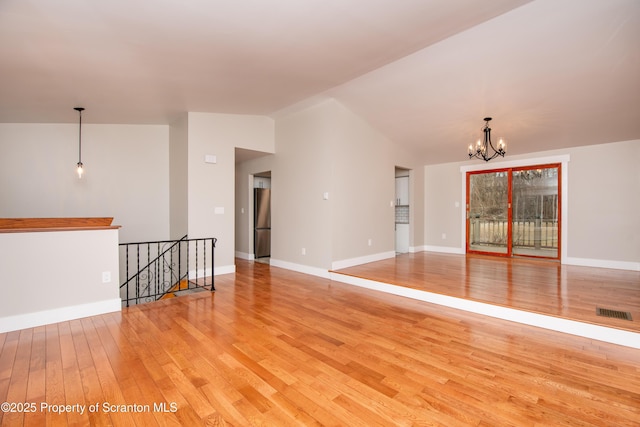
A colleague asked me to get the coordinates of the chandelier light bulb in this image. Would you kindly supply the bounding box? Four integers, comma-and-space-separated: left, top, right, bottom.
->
498, 137, 506, 152
77, 162, 84, 178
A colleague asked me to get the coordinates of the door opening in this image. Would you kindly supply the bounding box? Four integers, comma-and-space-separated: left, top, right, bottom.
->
254, 172, 271, 263
466, 164, 560, 259
395, 167, 410, 254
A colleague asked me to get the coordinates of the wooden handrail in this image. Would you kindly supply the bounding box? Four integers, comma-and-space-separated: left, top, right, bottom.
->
0, 217, 118, 233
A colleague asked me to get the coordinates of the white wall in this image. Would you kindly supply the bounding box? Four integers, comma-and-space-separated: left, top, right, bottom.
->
424, 139, 640, 269
0, 123, 170, 243
424, 162, 467, 253
269, 99, 425, 274
169, 114, 189, 240
0, 115, 277, 278
0, 228, 121, 332
186, 113, 275, 272
271, 101, 335, 272
330, 102, 425, 265
329, 102, 398, 264
566, 140, 639, 266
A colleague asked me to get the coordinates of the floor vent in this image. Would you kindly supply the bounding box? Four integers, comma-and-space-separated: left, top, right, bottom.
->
596, 307, 633, 321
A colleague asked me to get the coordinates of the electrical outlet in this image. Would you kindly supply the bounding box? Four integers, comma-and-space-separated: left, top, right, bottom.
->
301, 247, 306, 255
368, 239, 372, 247
441, 233, 447, 240
102, 271, 111, 283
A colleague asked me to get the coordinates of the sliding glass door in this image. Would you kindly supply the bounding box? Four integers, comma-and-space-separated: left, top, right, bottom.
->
467, 164, 560, 259
468, 171, 510, 254
511, 166, 559, 258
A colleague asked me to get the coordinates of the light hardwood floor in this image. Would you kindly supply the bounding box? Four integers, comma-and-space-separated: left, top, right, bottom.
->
1, 258, 639, 426
334, 252, 640, 333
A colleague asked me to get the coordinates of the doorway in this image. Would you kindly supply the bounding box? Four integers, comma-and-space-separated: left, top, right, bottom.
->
253, 172, 271, 262
395, 167, 410, 254
466, 164, 560, 259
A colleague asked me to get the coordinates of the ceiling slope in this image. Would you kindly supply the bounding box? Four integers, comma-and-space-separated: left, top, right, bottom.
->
1, 0, 638, 163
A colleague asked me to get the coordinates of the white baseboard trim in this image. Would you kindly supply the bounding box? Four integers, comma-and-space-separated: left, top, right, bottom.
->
564, 257, 639, 271
0, 298, 122, 334
331, 251, 396, 271
329, 273, 640, 349
422, 248, 638, 271
189, 264, 236, 279
235, 251, 254, 261
423, 245, 465, 255
269, 259, 330, 279
215, 264, 236, 275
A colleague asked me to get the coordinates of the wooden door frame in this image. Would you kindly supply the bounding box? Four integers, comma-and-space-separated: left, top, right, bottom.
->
465, 163, 562, 260
465, 168, 512, 257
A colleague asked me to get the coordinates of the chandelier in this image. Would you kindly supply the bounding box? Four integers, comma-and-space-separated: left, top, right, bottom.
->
468, 117, 506, 162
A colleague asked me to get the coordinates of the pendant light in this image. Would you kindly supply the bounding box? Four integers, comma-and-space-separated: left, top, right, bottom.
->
74, 107, 85, 178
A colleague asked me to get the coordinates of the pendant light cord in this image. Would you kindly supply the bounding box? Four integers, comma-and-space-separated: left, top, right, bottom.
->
78, 109, 82, 163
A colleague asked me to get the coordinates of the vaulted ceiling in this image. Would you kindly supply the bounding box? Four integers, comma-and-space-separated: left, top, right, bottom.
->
1, 0, 638, 164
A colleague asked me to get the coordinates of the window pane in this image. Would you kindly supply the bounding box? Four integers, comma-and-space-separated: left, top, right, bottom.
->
468, 171, 509, 254
511, 167, 559, 258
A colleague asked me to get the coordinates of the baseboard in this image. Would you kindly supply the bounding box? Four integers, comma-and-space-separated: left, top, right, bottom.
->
331, 251, 396, 271
423, 245, 465, 255
215, 264, 236, 275
329, 273, 640, 349
269, 258, 330, 279
189, 264, 236, 279
0, 298, 122, 334
421, 248, 638, 271
564, 257, 639, 271
235, 251, 254, 261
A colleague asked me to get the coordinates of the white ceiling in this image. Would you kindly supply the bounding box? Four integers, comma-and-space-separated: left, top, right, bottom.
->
1, 0, 639, 164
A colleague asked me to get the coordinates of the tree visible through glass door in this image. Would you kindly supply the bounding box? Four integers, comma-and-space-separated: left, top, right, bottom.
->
467, 171, 509, 255
511, 166, 559, 258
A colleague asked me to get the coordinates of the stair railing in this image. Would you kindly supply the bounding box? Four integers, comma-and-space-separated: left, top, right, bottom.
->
119, 235, 217, 307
